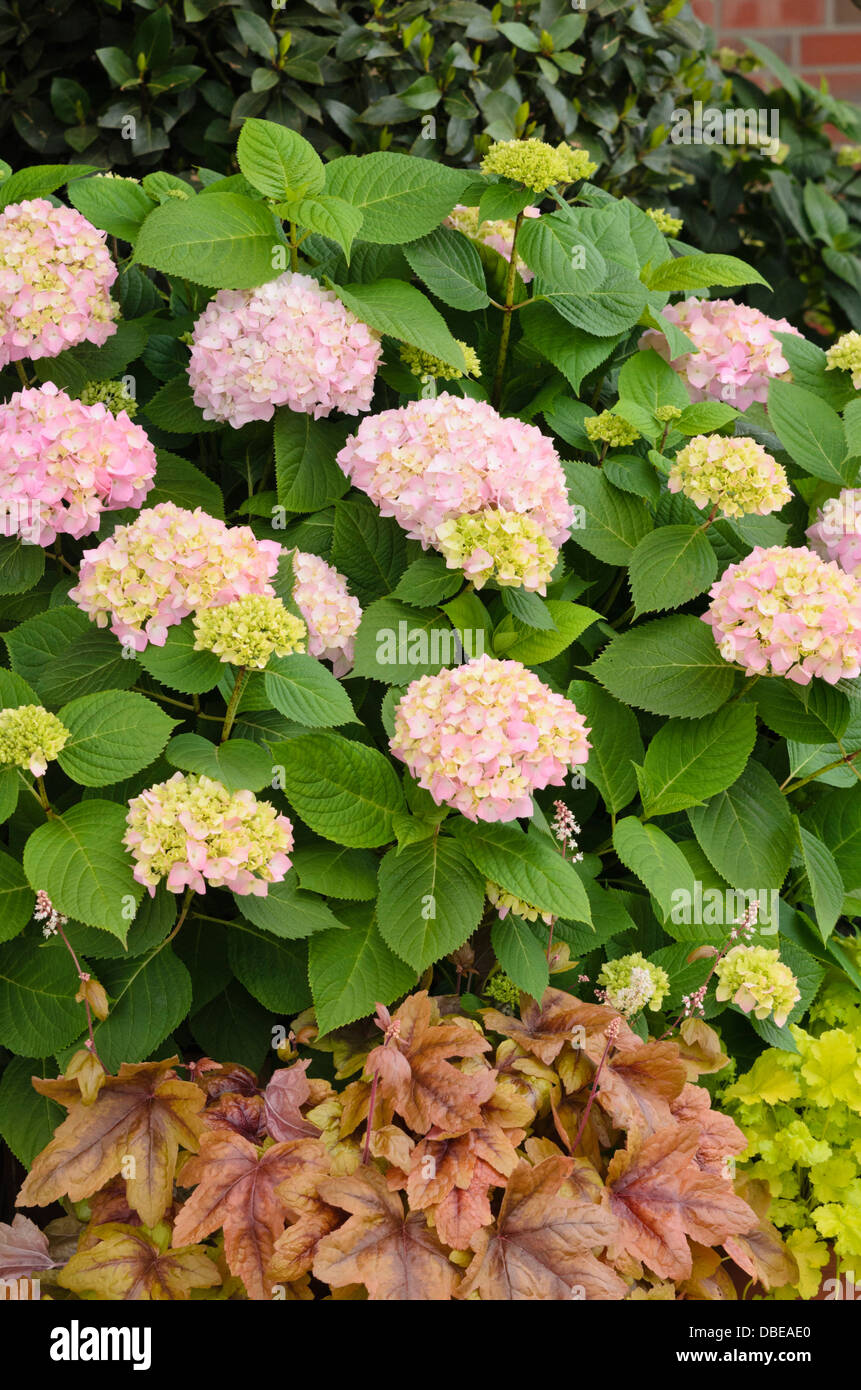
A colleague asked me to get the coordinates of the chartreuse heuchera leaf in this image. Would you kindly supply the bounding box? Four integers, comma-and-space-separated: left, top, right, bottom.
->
0, 103, 857, 1307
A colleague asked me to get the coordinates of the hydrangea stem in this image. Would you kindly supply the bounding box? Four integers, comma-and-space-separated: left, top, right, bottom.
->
491, 210, 525, 410
221, 666, 248, 743
55, 920, 107, 1071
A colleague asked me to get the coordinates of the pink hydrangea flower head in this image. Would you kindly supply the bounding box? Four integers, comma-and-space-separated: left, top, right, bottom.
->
703, 544, 861, 685
70, 502, 281, 651
807, 488, 861, 579
390, 654, 591, 821
336, 393, 574, 559
0, 383, 156, 546
188, 271, 382, 428
291, 549, 361, 677
639, 298, 801, 412
0, 198, 118, 366
125, 771, 294, 897
445, 205, 541, 282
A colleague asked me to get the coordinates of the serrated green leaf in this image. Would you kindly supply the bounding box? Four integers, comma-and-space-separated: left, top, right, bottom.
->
165, 733, 273, 792
589, 614, 735, 717
228, 921, 311, 1014
134, 192, 285, 289
451, 821, 591, 923
264, 654, 355, 727
274, 410, 351, 513
137, 618, 223, 694
56, 690, 176, 787
629, 525, 717, 615
492, 601, 599, 663
377, 837, 484, 972
491, 916, 550, 1000
238, 117, 325, 200
324, 152, 471, 244
645, 253, 768, 292
688, 761, 794, 892
271, 733, 404, 846
291, 845, 378, 900
0, 934, 85, 1055
794, 821, 843, 943
331, 278, 466, 372
309, 904, 417, 1035
0, 849, 35, 943
0, 1055, 64, 1166
23, 800, 143, 940
612, 817, 697, 919
637, 705, 757, 816
567, 679, 644, 814
403, 225, 490, 310
236, 873, 345, 940
564, 460, 653, 564
352, 597, 460, 684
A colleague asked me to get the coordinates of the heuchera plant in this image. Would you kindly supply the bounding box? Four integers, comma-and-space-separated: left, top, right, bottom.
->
0, 118, 858, 1299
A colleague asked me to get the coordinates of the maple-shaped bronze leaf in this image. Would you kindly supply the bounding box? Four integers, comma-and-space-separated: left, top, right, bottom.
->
457, 1156, 623, 1300
313, 1165, 461, 1300
679, 1241, 737, 1300
368, 991, 494, 1135
403, 1124, 522, 1250
263, 1062, 321, 1142
204, 1091, 267, 1142
723, 1177, 799, 1291
597, 1041, 687, 1140
17, 1060, 205, 1228
670, 1084, 748, 1175
0, 1213, 59, 1280
172, 1131, 324, 1300
58, 1223, 220, 1300
676, 1018, 729, 1080
606, 1123, 757, 1282
484, 989, 637, 1066
268, 1205, 342, 1284
199, 1062, 258, 1099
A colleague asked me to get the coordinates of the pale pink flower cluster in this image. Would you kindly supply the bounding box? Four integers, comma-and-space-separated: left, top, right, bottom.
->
445, 205, 541, 282
70, 502, 281, 652
0, 383, 156, 546
336, 394, 573, 559
639, 298, 801, 411
125, 771, 293, 897
188, 271, 382, 428
390, 654, 591, 821
0, 198, 118, 366
703, 544, 861, 685
291, 549, 361, 678
807, 489, 861, 579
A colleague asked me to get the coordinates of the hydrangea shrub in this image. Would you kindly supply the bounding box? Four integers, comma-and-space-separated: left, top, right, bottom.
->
0, 122, 858, 1302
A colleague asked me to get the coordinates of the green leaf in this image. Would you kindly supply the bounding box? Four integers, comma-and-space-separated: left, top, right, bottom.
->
451, 821, 591, 923
331, 497, 408, 606
190, 981, 272, 1073
794, 821, 843, 943
144, 379, 224, 437
645, 253, 768, 292
520, 302, 623, 393
617, 347, 689, 420
309, 903, 417, 1035
0, 163, 98, 210
589, 615, 735, 718
767, 380, 853, 485
37, 631, 137, 707
137, 618, 223, 694
804, 783, 861, 893
228, 922, 311, 1014
491, 916, 550, 1000
237, 873, 345, 940
324, 152, 471, 244
292, 845, 378, 901
636, 705, 757, 816
628, 526, 718, 615
147, 448, 225, 513
23, 800, 143, 941
237, 117, 325, 200
569, 679, 645, 817
0, 537, 45, 596
377, 838, 485, 972
499, 588, 557, 631
134, 193, 285, 289
518, 212, 606, 297
803, 180, 848, 246
392, 555, 463, 608
688, 761, 794, 892
274, 410, 351, 513
56, 690, 176, 787
0, 935, 86, 1056
612, 817, 697, 919
352, 597, 459, 684
0, 1055, 64, 1166
281, 195, 363, 260
492, 601, 599, 663
264, 654, 355, 727
755, 679, 850, 744
403, 226, 490, 311
4, 607, 90, 693
164, 733, 273, 792
331, 278, 466, 372
0, 849, 35, 943
675, 402, 740, 435
564, 460, 653, 564
64, 948, 192, 1072
271, 732, 404, 847
774, 332, 854, 412
67, 174, 155, 241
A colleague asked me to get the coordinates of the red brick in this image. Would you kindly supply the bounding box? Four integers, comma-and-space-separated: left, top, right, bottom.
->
723, 0, 823, 26
722, 30, 792, 62
801, 32, 861, 65
690, 0, 716, 22
801, 69, 861, 99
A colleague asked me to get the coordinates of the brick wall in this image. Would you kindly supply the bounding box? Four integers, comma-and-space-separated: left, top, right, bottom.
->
691, 0, 861, 101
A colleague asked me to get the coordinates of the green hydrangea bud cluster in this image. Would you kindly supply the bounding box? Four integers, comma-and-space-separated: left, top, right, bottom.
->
670, 434, 792, 518
655, 404, 683, 423
480, 138, 598, 191
646, 207, 683, 237
485, 879, 554, 925
436, 508, 557, 593
596, 952, 670, 1015
79, 379, 138, 418
826, 330, 861, 389
715, 944, 800, 1027
837, 144, 861, 168
400, 341, 481, 383
0, 704, 70, 777
192, 595, 307, 669
485, 972, 521, 1009
585, 410, 641, 447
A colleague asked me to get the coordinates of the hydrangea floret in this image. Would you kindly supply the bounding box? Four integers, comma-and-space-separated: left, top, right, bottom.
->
0, 383, 156, 546
669, 434, 792, 518
836, 144, 861, 168
480, 139, 597, 191
291, 549, 362, 678
807, 488, 861, 578
715, 944, 800, 1027
79, 379, 138, 418
485, 881, 553, 925
192, 595, 306, 669
645, 207, 683, 236
584, 411, 641, 447
703, 544, 861, 684
400, 341, 480, 383
825, 330, 861, 389
0, 705, 69, 777
124, 772, 294, 897
70, 502, 281, 652
639, 298, 801, 412
484, 972, 522, 1008
336, 393, 573, 558
188, 271, 382, 428
0, 198, 118, 367
655, 404, 683, 424
390, 654, 590, 821
445, 204, 540, 281
596, 953, 670, 1015
435, 508, 557, 593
